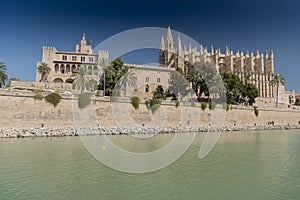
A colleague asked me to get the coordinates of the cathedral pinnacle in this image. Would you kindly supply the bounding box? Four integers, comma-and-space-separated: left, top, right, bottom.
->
166, 26, 174, 48
160, 36, 165, 50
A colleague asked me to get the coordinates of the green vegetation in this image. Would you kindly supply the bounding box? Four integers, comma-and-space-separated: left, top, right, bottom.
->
209, 101, 216, 110
149, 98, 162, 114
78, 93, 92, 109
223, 103, 230, 111
34, 92, 44, 100
200, 102, 208, 111
98, 58, 131, 96
191, 101, 196, 107
175, 100, 180, 108
221, 72, 259, 106
152, 85, 167, 100
37, 62, 51, 82
270, 74, 285, 108
168, 71, 189, 100
131, 96, 140, 110
45, 93, 61, 107
253, 106, 259, 117
73, 67, 94, 92
0, 62, 8, 87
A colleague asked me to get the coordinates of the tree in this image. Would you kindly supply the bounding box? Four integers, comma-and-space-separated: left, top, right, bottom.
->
0, 62, 8, 87
72, 67, 94, 92
38, 62, 51, 82
168, 71, 189, 101
242, 83, 259, 105
98, 58, 129, 96
270, 73, 285, 108
186, 62, 222, 101
152, 85, 167, 100
98, 57, 110, 96
118, 69, 137, 97
221, 72, 244, 104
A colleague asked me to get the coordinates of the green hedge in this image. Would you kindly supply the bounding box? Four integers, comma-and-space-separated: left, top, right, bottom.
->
200, 102, 208, 111
131, 96, 140, 110
34, 92, 44, 100
45, 93, 61, 107
253, 106, 259, 117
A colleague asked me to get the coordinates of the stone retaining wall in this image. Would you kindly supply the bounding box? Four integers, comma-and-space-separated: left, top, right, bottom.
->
1, 92, 300, 129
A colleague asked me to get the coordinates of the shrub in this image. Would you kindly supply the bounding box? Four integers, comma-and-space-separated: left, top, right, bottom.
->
45, 93, 61, 107
201, 102, 208, 111
175, 100, 180, 108
191, 101, 196, 107
145, 100, 150, 110
223, 103, 230, 111
253, 106, 259, 117
209, 101, 216, 110
78, 93, 92, 109
149, 98, 161, 114
34, 92, 44, 100
131, 96, 140, 110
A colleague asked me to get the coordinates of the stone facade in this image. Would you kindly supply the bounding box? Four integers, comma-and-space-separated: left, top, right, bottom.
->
36, 34, 108, 83
126, 64, 174, 99
159, 26, 277, 99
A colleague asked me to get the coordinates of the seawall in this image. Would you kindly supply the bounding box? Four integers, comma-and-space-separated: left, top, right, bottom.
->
1, 90, 300, 129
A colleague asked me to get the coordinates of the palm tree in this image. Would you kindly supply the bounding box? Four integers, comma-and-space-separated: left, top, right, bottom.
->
98, 57, 110, 96
38, 62, 51, 82
270, 73, 285, 108
0, 62, 8, 87
118, 69, 137, 97
72, 67, 94, 92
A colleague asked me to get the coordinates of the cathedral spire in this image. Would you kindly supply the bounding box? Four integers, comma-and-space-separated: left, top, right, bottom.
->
160, 36, 165, 50
166, 26, 174, 48
177, 34, 183, 54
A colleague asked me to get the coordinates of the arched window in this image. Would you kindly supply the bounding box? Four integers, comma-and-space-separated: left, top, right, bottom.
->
66, 65, 70, 73
88, 66, 92, 75
145, 84, 150, 93
60, 64, 65, 74
93, 66, 98, 75
54, 64, 59, 73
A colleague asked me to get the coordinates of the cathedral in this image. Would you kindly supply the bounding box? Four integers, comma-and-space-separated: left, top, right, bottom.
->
159, 26, 276, 99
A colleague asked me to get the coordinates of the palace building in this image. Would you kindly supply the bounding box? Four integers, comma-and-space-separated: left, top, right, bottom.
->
36, 34, 108, 84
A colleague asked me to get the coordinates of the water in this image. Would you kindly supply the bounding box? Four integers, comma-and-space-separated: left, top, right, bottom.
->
1, 130, 300, 199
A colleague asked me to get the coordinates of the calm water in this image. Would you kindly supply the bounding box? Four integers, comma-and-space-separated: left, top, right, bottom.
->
1, 130, 300, 200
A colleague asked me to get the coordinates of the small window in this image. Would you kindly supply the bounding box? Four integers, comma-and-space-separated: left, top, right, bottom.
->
89, 57, 94, 63
145, 77, 149, 82
157, 78, 161, 83
62, 55, 67, 60
81, 57, 85, 62
72, 56, 77, 61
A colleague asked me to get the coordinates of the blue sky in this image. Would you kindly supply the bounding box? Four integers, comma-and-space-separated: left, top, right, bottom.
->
0, 0, 300, 92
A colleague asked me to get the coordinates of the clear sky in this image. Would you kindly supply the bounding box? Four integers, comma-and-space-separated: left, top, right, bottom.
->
0, 0, 300, 92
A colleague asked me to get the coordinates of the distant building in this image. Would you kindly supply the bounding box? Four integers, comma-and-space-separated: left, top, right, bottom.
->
36, 34, 108, 84
159, 26, 276, 99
